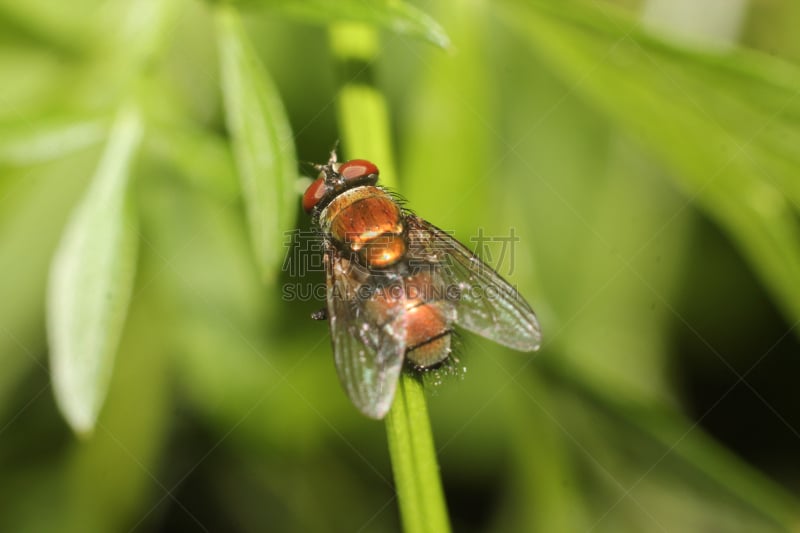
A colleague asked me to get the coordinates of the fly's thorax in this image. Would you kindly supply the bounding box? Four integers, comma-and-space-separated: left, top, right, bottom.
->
319, 185, 406, 268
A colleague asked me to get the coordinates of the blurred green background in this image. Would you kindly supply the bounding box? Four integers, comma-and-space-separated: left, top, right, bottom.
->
2, 0, 800, 531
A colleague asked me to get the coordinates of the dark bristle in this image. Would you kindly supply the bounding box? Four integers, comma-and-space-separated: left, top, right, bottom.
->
380, 186, 410, 210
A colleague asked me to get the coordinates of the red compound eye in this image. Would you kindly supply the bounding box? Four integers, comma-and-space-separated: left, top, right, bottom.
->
303, 177, 329, 213
339, 159, 379, 182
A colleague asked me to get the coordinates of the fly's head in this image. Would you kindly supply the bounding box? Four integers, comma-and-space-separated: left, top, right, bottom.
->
303, 151, 380, 221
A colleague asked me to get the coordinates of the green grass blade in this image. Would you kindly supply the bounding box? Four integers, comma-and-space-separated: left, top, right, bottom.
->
385, 375, 451, 533
47, 105, 142, 435
329, 22, 398, 183
216, 5, 298, 284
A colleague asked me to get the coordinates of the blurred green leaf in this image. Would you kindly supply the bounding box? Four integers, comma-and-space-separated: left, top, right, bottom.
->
399, 2, 493, 233
0, 47, 70, 119
145, 123, 240, 203
0, 151, 96, 418
543, 369, 800, 532
530, 136, 688, 404
0, 116, 106, 166
219, 452, 396, 533
60, 281, 172, 533
135, 166, 342, 455
0, 1, 89, 56
216, 5, 298, 284
92, 0, 178, 68
492, 1, 800, 527
329, 22, 398, 185
0, 275, 172, 533
500, 0, 800, 328
498, 372, 586, 532
46, 106, 142, 435
244, 0, 450, 49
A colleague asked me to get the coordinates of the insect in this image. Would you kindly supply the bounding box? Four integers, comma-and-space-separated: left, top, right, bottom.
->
303, 150, 542, 419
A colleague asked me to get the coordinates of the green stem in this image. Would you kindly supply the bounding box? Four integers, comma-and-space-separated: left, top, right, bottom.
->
328, 22, 398, 187
385, 374, 451, 533
329, 22, 451, 533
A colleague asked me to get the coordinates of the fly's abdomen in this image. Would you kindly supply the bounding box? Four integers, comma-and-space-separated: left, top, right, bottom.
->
402, 301, 452, 368
362, 270, 454, 369
401, 269, 453, 367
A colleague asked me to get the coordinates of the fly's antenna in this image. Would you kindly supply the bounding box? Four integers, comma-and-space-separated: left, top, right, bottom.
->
328, 140, 340, 164
300, 160, 319, 172
310, 141, 340, 174
312, 141, 343, 187
306, 141, 340, 173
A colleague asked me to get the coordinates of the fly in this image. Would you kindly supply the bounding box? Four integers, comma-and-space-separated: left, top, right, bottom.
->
303, 150, 541, 418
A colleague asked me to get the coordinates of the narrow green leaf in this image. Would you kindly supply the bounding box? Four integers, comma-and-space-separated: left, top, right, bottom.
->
47, 106, 142, 435
216, 5, 298, 283
242, 0, 450, 49
62, 283, 172, 533
329, 22, 398, 184
0, 152, 97, 420
385, 375, 451, 533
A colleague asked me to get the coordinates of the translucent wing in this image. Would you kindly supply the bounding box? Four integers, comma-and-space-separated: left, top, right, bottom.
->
324, 241, 407, 419
405, 215, 542, 352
